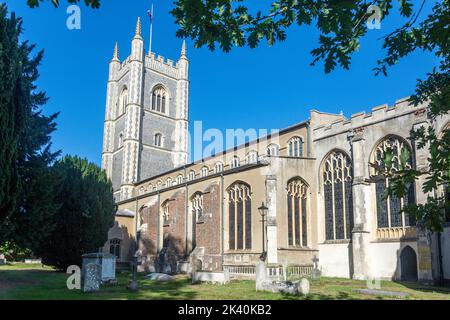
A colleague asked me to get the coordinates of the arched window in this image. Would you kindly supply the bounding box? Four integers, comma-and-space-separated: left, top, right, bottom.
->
156, 180, 163, 190
228, 183, 252, 250
118, 88, 128, 116
162, 201, 171, 226
151, 86, 167, 114
247, 151, 258, 164
288, 137, 304, 157
267, 144, 279, 156
176, 174, 184, 185
166, 177, 173, 187
191, 193, 203, 249
201, 166, 209, 177
322, 150, 354, 240
370, 136, 415, 231
287, 178, 308, 247
154, 133, 162, 147
109, 239, 121, 259
189, 170, 196, 181
148, 183, 153, 191
230, 156, 240, 169
215, 162, 224, 173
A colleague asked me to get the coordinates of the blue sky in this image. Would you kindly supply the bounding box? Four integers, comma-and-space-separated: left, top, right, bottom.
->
5, 0, 438, 165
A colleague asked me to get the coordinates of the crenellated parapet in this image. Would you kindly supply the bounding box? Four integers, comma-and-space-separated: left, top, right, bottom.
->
313, 97, 428, 141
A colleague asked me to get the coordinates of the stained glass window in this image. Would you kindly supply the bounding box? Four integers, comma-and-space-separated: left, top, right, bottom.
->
322, 151, 354, 241
371, 136, 416, 230
228, 183, 252, 250
287, 178, 308, 247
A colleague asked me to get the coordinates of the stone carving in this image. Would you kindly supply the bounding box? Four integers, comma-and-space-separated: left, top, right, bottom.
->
82, 263, 101, 293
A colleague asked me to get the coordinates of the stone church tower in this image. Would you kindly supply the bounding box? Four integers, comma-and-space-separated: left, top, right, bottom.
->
102, 18, 189, 201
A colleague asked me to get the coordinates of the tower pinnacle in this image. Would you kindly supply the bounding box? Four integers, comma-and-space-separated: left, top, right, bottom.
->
112, 42, 119, 61
135, 17, 142, 37
181, 40, 187, 58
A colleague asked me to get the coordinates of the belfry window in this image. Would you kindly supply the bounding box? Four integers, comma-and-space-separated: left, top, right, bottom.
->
118, 88, 128, 116
370, 136, 416, 230
228, 183, 252, 250
288, 137, 304, 157
287, 178, 308, 247
151, 86, 167, 114
154, 133, 162, 147
109, 239, 121, 259
322, 151, 354, 240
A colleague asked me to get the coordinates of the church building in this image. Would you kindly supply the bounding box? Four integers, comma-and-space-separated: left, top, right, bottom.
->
102, 18, 450, 284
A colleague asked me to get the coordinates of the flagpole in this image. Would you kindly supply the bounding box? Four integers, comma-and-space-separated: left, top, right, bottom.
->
149, 4, 153, 55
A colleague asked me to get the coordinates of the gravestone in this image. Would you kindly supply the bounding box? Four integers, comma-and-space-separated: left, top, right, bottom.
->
311, 256, 322, 279
82, 253, 116, 282
82, 263, 101, 293
0, 254, 6, 265
299, 278, 310, 295
255, 261, 267, 291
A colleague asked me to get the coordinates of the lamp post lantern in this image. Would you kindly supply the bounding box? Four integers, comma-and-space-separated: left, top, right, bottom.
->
258, 202, 269, 262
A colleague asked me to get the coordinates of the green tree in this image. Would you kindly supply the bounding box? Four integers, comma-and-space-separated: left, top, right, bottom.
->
0, 4, 60, 251
37, 156, 115, 270
26, 0, 100, 8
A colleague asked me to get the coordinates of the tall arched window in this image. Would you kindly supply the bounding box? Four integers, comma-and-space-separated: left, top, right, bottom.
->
288, 137, 304, 157
287, 178, 308, 247
109, 239, 121, 259
322, 150, 354, 240
118, 88, 128, 116
151, 86, 167, 114
191, 193, 203, 249
154, 133, 162, 147
267, 144, 279, 156
228, 183, 252, 250
370, 136, 415, 231
230, 156, 240, 169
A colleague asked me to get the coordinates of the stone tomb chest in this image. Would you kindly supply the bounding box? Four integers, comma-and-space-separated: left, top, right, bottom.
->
82, 253, 116, 282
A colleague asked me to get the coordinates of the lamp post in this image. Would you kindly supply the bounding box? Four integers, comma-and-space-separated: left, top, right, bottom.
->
258, 202, 268, 262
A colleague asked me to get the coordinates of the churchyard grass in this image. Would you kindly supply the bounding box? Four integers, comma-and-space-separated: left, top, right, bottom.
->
1, 263, 449, 300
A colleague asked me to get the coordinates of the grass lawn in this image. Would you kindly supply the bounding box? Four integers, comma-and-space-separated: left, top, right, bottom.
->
1, 263, 449, 300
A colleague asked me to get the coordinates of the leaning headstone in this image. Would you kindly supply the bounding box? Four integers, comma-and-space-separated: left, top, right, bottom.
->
255, 261, 267, 291
0, 254, 6, 265
82, 263, 101, 293
298, 278, 310, 296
